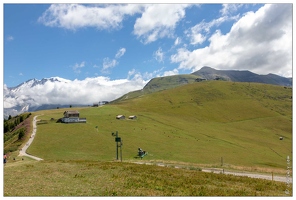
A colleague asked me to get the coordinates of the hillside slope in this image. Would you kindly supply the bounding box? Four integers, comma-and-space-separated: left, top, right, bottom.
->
114, 81, 292, 167
26, 81, 291, 170
113, 67, 291, 104
112, 74, 200, 103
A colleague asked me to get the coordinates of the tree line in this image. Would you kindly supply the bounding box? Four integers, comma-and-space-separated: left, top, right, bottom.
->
4, 113, 31, 133
4, 113, 32, 144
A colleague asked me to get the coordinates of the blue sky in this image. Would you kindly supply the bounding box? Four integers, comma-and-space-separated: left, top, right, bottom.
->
3, 3, 293, 88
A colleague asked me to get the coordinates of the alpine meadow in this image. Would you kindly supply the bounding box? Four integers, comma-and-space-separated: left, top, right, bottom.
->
4, 80, 292, 196
3, 3, 293, 197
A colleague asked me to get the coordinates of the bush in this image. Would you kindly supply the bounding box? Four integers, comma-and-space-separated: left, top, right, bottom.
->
18, 128, 25, 140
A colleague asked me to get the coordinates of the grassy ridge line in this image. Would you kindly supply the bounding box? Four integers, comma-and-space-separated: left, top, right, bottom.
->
24, 81, 291, 170
113, 74, 199, 103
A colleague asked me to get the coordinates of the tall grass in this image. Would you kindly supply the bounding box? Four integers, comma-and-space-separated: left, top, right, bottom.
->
3, 160, 290, 196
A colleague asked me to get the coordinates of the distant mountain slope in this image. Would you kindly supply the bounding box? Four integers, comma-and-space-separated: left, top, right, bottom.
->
112, 74, 200, 103
192, 66, 292, 86
113, 67, 291, 104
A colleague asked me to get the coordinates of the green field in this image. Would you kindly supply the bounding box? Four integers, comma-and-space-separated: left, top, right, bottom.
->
26, 81, 292, 169
4, 81, 292, 196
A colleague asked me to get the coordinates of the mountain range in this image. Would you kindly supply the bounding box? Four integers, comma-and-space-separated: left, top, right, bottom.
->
3, 67, 292, 118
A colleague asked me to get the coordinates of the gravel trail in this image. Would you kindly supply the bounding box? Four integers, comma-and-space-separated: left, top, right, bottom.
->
18, 115, 43, 161
133, 161, 292, 183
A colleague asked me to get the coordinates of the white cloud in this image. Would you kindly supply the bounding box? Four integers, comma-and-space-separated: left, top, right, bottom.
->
186, 14, 238, 46
220, 4, 243, 16
127, 69, 136, 79
72, 61, 85, 74
115, 48, 126, 59
154, 47, 164, 63
4, 75, 149, 109
174, 37, 181, 46
171, 4, 292, 77
38, 4, 144, 31
163, 69, 179, 76
38, 4, 191, 44
102, 58, 117, 72
133, 4, 190, 44
101, 47, 126, 73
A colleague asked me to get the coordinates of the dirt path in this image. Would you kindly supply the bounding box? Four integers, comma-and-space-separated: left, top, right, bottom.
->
18, 115, 43, 161
201, 168, 292, 183
133, 161, 292, 183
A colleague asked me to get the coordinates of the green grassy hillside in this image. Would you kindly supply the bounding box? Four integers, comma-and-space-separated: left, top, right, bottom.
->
4, 80, 292, 196
113, 74, 200, 103
24, 81, 292, 170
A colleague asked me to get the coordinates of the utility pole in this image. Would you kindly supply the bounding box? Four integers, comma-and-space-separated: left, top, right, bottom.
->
112, 131, 123, 161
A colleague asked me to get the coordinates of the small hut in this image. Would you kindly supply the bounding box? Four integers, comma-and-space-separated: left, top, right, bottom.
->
116, 115, 125, 120
129, 115, 137, 120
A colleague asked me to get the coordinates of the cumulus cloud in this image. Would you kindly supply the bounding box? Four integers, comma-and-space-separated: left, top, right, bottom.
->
4, 75, 149, 109
133, 4, 190, 44
38, 4, 192, 44
171, 4, 292, 77
38, 4, 144, 30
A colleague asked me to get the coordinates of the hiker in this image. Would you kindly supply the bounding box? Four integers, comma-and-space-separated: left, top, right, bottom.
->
4, 154, 7, 164
138, 147, 143, 156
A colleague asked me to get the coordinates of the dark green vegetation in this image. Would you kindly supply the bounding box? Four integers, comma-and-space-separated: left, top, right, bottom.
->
4, 113, 32, 154
4, 160, 289, 196
3, 80, 292, 196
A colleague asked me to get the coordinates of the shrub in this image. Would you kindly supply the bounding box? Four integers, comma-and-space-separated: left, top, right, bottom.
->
18, 128, 25, 140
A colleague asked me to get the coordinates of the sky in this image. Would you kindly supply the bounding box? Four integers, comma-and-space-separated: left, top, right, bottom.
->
3, 3, 293, 89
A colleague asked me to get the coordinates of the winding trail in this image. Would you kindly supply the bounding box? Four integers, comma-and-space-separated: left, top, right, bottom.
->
18, 115, 43, 161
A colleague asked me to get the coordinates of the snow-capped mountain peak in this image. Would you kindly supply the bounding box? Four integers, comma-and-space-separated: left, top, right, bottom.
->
8, 77, 70, 90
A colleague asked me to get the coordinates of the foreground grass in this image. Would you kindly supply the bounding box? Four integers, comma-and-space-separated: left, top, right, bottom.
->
4, 160, 290, 196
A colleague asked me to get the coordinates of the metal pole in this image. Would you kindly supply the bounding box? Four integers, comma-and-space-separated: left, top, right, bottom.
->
116, 131, 118, 160
120, 142, 122, 162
